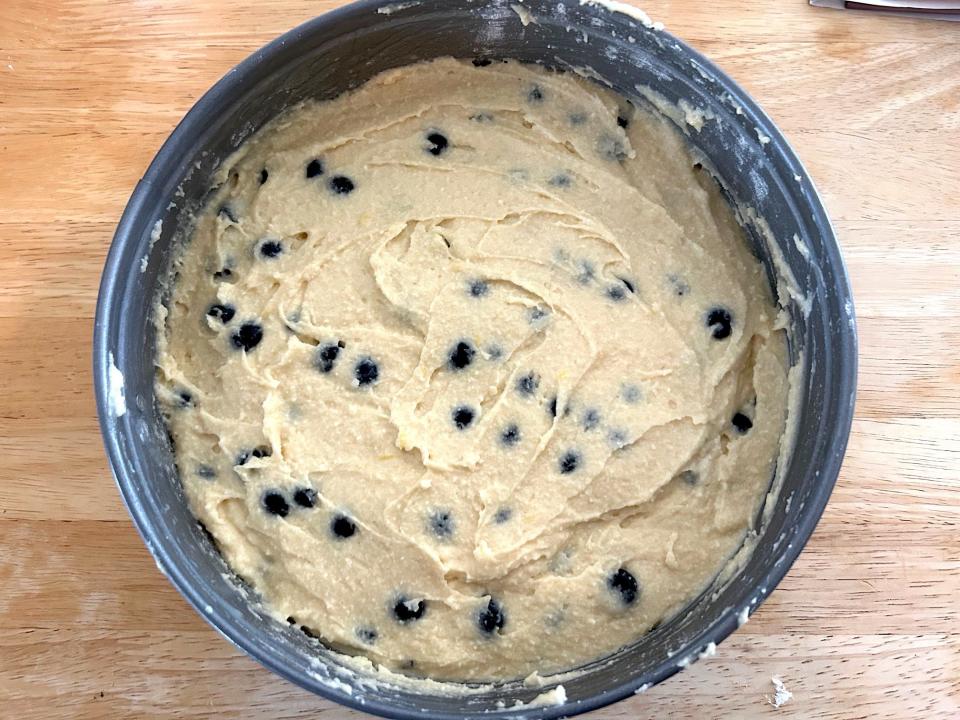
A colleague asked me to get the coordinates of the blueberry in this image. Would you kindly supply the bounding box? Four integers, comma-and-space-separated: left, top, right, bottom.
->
576, 260, 595, 285
678, 470, 698, 485
606, 284, 626, 302
494, 507, 513, 523
331, 513, 357, 539
621, 384, 641, 403
426, 132, 449, 156
196, 465, 216, 479
486, 344, 504, 361
236, 446, 270, 466
528, 307, 548, 324
262, 491, 289, 518
608, 567, 639, 605
547, 396, 558, 418
177, 390, 193, 408
528, 84, 544, 103
355, 626, 378, 644
472, 58, 493, 67
306, 158, 324, 178
706, 307, 732, 340
353, 357, 379, 387
617, 276, 636, 294
558, 449, 581, 474
452, 405, 475, 430
429, 509, 454, 539
393, 596, 427, 624
231, 322, 263, 352
468, 279, 489, 298
582, 408, 601, 431
293, 487, 318, 508
617, 115, 629, 129
548, 173, 571, 188
259, 240, 283, 258
500, 423, 521, 447
515, 372, 540, 397
207, 303, 235, 323
329, 175, 355, 195
732, 412, 753, 434
285, 311, 301, 330
259, 168, 269, 184
608, 429, 629, 449
213, 267, 232, 280
218, 204, 239, 223
598, 134, 628, 162
477, 598, 506, 635
448, 340, 476, 371
315, 343, 341, 373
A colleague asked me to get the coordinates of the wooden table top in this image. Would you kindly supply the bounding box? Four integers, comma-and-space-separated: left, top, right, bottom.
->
1, 1, 958, 717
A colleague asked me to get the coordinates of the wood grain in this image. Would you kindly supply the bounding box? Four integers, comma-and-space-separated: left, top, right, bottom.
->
0, 1, 958, 718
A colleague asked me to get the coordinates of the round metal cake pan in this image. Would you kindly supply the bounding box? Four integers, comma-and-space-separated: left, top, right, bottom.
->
93, 2, 858, 717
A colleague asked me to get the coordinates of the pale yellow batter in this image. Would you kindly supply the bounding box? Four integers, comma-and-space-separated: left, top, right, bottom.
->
156, 58, 789, 681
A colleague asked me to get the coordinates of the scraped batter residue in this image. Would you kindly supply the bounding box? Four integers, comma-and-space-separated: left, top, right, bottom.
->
156, 58, 789, 681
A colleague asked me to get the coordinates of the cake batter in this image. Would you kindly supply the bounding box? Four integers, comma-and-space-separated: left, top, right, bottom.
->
156, 58, 789, 681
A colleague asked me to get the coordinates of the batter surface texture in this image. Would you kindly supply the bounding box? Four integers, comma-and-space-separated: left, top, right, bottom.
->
157, 58, 789, 681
